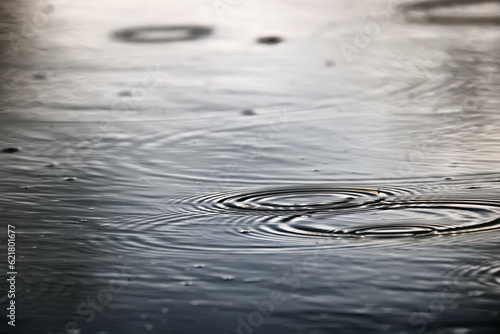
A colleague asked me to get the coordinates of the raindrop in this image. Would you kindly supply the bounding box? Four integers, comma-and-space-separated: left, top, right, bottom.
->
2, 147, 21, 153
241, 109, 256, 116
118, 91, 132, 97
33, 73, 47, 80
257, 36, 283, 44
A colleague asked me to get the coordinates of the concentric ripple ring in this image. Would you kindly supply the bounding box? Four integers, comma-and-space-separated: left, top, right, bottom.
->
112, 25, 212, 43
400, 0, 500, 25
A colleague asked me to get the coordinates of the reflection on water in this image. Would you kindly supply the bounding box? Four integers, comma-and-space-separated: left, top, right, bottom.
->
1, 0, 500, 333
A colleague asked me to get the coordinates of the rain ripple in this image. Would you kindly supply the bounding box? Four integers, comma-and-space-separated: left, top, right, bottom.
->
88, 181, 500, 254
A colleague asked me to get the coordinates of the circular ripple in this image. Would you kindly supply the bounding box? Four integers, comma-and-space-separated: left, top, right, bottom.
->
449, 258, 500, 292
94, 184, 500, 254
328, 200, 500, 238
112, 25, 212, 43
186, 185, 405, 215
400, 0, 500, 25
165, 185, 500, 238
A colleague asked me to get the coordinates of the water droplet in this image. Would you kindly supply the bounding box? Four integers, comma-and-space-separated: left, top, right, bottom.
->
118, 90, 132, 97
241, 109, 256, 116
2, 147, 21, 154
257, 36, 283, 44
33, 73, 47, 80
325, 60, 335, 67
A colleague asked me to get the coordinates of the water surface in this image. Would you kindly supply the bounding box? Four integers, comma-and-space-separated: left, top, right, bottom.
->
1, 0, 500, 333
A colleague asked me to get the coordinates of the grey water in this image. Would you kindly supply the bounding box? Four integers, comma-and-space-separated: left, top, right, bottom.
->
1, 0, 500, 333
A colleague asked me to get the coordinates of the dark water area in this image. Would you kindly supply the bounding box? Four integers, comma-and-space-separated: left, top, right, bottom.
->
1, 0, 500, 333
